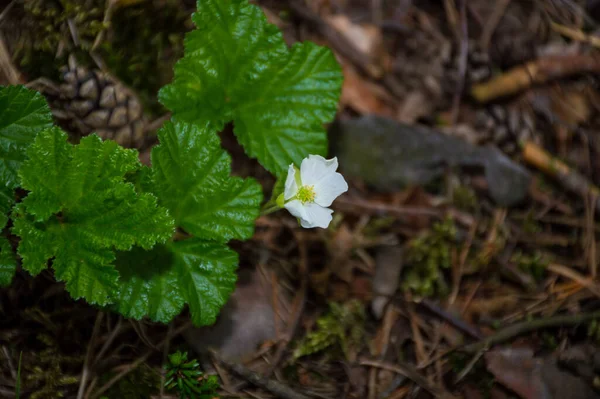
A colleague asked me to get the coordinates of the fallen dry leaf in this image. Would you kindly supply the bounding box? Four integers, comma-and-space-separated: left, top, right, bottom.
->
183, 268, 289, 362
326, 14, 384, 62
485, 347, 600, 399
526, 84, 592, 128
396, 90, 434, 124
341, 63, 395, 116
485, 347, 548, 399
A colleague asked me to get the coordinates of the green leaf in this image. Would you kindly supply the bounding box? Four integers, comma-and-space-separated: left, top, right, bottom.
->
159, 0, 342, 175
10, 204, 55, 276
174, 239, 237, 326
0, 85, 53, 227
0, 236, 16, 286
13, 128, 174, 305
151, 121, 262, 242
0, 85, 53, 189
0, 186, 13, 230
114, 239, 238, 326
114, 245, 182, 323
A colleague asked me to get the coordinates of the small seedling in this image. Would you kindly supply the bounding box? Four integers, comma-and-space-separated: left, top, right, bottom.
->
165, 351, 220, 399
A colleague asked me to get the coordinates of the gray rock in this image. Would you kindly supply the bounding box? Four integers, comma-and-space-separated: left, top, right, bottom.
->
329, 115, 531, 207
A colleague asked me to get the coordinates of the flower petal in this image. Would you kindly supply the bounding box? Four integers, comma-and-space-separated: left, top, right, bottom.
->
284, 164, 298, 200
300, 203, 333, 229
314, 172, 348, 207
284, 199, 307, 221
300, 155, 339, 186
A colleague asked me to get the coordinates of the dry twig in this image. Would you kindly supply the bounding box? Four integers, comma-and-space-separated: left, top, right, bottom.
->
547, 263, 600, 298
211, 350, 311, 399
0, 32, 21, 85
450, 0, 468, 124
480, 0, 511, 50
461, 310, 600, 353
77, 312, 104, 399
89, 321, 192, 399
522, 140, 600, 214
265, 230, 308, 376
287, 0, 407, 100
416, 299, 483, 340
472, 53, 600, 102
551, 21, 600, 48
359, 358, 458, 399
288, 0, 381, 78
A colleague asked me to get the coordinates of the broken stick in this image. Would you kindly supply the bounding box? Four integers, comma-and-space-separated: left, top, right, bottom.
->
471, 53, 600, 103
522, 140, 600, 214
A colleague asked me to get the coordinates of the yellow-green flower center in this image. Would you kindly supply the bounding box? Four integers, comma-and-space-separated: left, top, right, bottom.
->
297, 185, 316, 203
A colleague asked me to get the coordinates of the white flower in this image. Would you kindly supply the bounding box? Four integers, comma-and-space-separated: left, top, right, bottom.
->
281, 155, 348, 229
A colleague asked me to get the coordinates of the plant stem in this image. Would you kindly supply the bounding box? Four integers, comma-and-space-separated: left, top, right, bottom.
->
15, 352, 22, 399
260, 203, 281, 216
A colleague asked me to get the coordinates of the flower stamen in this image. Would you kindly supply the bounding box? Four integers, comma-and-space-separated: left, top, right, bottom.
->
297, 185, 316, 203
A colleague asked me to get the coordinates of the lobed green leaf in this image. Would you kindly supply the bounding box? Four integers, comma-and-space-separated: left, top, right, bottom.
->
151, 121, 262, 242
0, 236, 16, 287
159, 0, 342, 175
114, 239, 238, 326
0, 85, 53, 227
0, 85, 53, 189
13, 128, 175, 305
0, 186, 12, 230
114, 120, 261, 325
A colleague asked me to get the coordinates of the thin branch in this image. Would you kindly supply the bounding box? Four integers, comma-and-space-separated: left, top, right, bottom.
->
480, 0, 511, 50
359, 358, 458, 399
472, 53, 600, 102
461, 310, 600, 353
77, 312, 104, 399
417, 299, 483, 340
522, 140, 600, 215
1, 346, 16, 380
451, 0, 468, 124
90, 321, 191, 399
159, 323, 174, 398
93, 317, 125, 364
0, 0, 16, 25
265, 230, 308, 376
211, 350, 312, 399
335, 196, 444, 218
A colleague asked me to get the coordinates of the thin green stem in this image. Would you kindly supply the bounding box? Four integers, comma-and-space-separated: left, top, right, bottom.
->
260, 203, 281, 216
